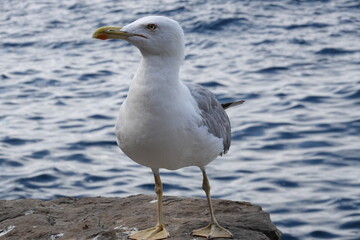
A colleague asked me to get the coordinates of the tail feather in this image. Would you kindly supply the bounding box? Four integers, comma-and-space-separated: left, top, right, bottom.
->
221, 100, 245, 109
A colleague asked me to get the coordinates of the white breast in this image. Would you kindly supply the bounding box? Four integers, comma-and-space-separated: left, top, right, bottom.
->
115, 81, 223, 170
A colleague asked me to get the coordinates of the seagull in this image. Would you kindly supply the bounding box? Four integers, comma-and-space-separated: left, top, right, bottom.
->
93, 16, 243, 240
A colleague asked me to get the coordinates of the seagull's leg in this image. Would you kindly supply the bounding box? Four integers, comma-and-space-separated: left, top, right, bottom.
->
129, 168, 170, 240
191, 167, 233, 239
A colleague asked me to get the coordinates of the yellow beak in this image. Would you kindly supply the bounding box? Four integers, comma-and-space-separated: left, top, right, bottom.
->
92, 26, 146, 40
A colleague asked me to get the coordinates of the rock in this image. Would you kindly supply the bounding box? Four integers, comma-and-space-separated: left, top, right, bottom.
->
0, 194, 281, 240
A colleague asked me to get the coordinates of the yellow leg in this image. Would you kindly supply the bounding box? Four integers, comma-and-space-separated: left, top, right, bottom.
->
191, 168, 233, 239
129, 169, 170, 240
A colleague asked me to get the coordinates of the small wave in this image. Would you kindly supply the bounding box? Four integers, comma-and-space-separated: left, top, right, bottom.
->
10, 69, 40, 76
1, 137, 41, 146
54, 100, 67, 106
237, 122, 292, 140
44, 40, 90, 50
28, 150, 50, 159
272, 179, 300, 188
256, 66, 289, 74
334, 149, 360, 162
88, 114, 114, 120
250, 177, 272, 183
67, 2, 88, 10
105, 168, 126, 173
2, 41, 36, 48
298, 140, 334, 149
151, 6, 187, 16
235, 170, 254, 174
213, 175, 239, 181
275, 131, 302, 139
252, 39, 277, 46
73, 182, 102, 190
315, 48, 356, 55
84, 174, 112, 183
113, 181, 127, 186
280, 233, 300, 240
289, 38, 311, 45
59, 124, 85, 129
19, 174, 58, 183
340, 2, 360, 9
345, 89, 360, 99
191, 17, 249, 32
0, 158, 23, 167
53, 167, 76, 177
46, 20, 65, 27
261, 143, 287, 150
277, 219, 307, 227
333, 198, 359, 211
27, 116, 45, 121
339, 220, 360, 230
62, 140, 116, 151
78, 70, 114, 81
86, 124, 114, 133
1, 74, 10, 80
300, 95, 330, 103
241, 93, 260, 99
60, 153, 93, 163
255, 187, 277, 192
309, 230, 340, 239
199, 81, 224, 87
24, 77, 61, 87
16, 174, 59, 189
241, 125, 265, 137
285, 22, 330, 30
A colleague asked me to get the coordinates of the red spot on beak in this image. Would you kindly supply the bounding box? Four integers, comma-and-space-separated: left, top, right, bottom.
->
97, 34, 108, 40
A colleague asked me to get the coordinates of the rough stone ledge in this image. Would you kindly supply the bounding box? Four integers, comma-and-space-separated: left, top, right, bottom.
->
0, 194, 281, 240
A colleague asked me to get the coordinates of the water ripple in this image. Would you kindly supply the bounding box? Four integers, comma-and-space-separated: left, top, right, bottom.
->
315, 48, 358, 55
1, 1, 360, 239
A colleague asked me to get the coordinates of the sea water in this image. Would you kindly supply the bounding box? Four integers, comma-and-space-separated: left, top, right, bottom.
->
1, 1, 359, 239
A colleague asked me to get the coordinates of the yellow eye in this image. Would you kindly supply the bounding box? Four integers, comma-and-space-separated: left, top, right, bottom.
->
146, 24, 157, 31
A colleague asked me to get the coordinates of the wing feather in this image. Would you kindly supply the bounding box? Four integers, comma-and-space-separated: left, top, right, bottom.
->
185, 83, 231, 154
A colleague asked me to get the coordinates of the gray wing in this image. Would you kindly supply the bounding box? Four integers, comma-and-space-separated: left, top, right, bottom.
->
185, 83, 231, 155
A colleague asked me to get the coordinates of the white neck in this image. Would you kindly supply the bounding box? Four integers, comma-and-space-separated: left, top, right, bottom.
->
125, 54, 185, 114
133, 55, 181, 87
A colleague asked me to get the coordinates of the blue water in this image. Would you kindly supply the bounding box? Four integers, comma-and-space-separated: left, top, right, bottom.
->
1, 0, 359, 239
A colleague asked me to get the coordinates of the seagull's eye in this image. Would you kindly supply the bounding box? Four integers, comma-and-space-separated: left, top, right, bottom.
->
146, 24, 157, 31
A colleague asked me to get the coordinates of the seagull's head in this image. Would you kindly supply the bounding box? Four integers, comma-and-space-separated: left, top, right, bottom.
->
93, 16, 185, 62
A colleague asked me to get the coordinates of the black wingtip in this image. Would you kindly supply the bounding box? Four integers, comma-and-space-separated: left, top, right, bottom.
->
221, 100, 245, 109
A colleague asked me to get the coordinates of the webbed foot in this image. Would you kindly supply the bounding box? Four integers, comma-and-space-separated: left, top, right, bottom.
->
129, 224, 170, 240
191, 222, 233, 239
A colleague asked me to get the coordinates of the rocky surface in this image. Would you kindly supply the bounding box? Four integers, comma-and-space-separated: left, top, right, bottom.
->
0, 194, 281, 240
